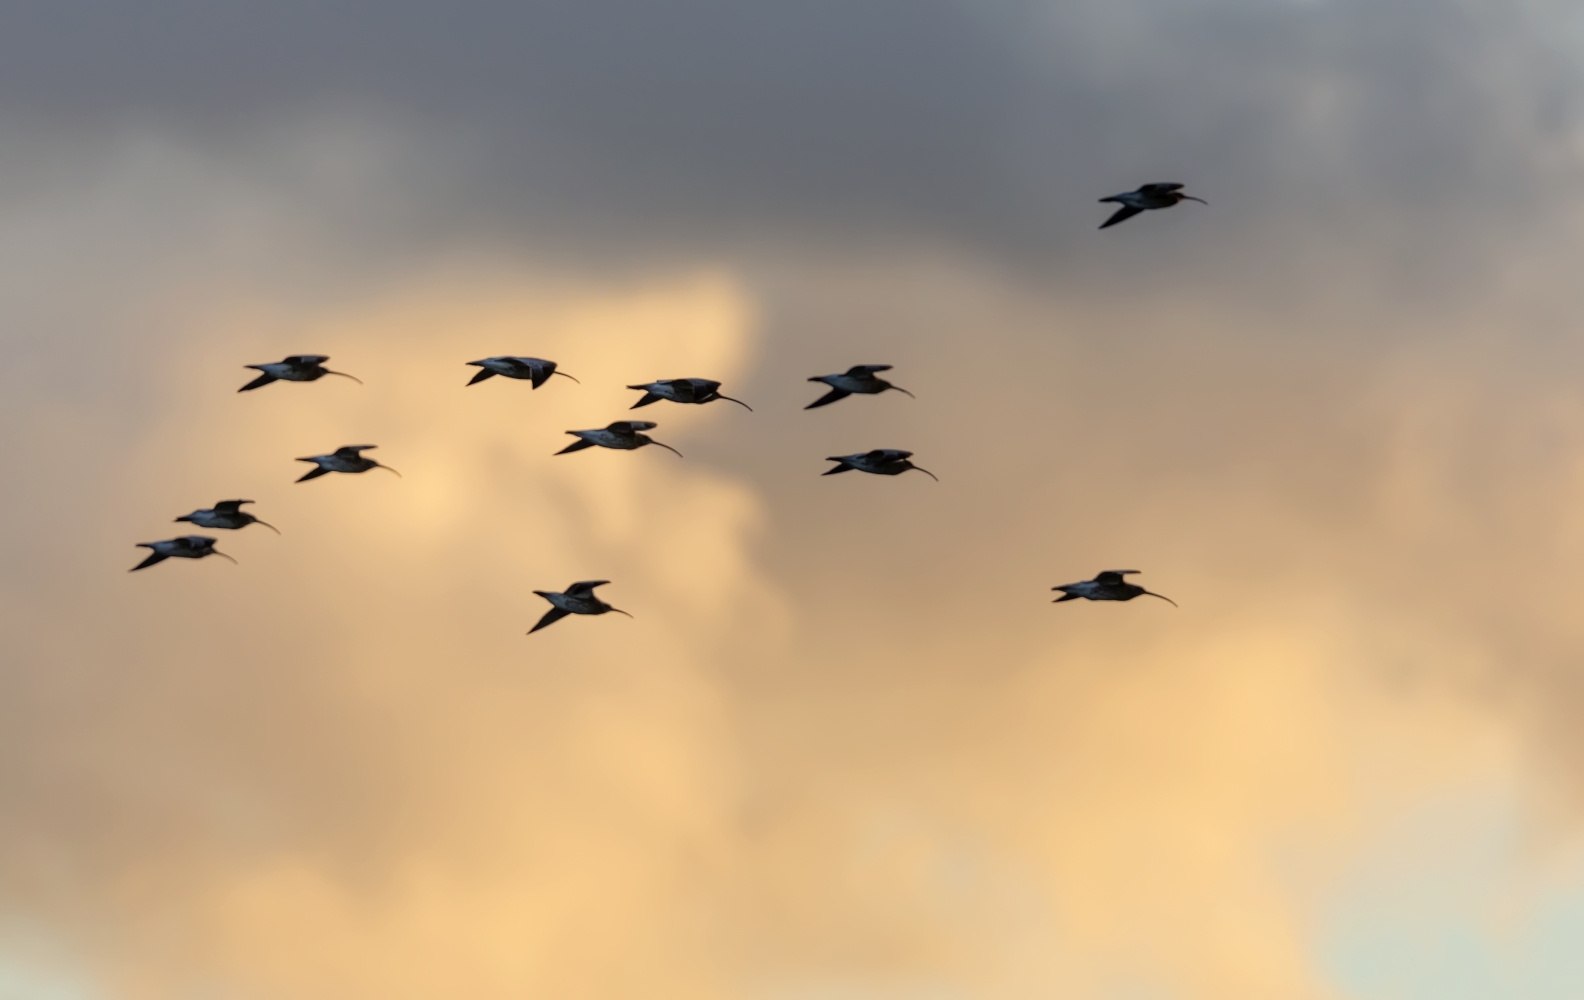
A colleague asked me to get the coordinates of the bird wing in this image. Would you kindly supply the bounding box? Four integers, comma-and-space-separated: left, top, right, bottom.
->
566, 580, 610, 596
1140, 182, 1184, 194
847, 364, 891, 375
528, 607, 571, 634
1094, 570, 1139, 585
867, 449, 909, 461
214, 500, 252, 513
295, 466, 331, 482
608, 421, 654, 433
805, 387, 851, 409
237, 372, 278, 392
629, 392, 663, 409
334, 445, 375, 458
286, 355, 330, 365
130, 551, 169, 571
1099, 205, 1144, 229
466, 368, 497, 385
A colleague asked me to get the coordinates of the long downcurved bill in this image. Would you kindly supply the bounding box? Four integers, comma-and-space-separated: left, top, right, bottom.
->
649, 441, 684, 458
324, 370, 364, 384
212, 550, 238, 564
716, 394, 754, 411
1142, 590, 1178, 607
608, 607, 634, 618
553, 371, 582, 383
892, 386, 916, 398
909, 466, 939, 481
1182, 196, 1208, 205
254, 520, 282, 534
376, 463, 403, 477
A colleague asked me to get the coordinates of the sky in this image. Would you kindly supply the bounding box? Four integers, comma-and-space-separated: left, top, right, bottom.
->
3, 1, 1584, 997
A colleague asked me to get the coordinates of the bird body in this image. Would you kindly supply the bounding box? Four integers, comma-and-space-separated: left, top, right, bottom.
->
627, 378, 752, 410
556, 421, 682, 457
1052, 570, 1176, 606
1098, 183, 1207, 229
239, 355, 361, 391
465, 356, 578, 388
823, 448, 937, 480
805, 365, 913, 409
296, 445, 402, 482
529, 580, 633, 633
176, 499, 279, 533
130, 535, 236, 571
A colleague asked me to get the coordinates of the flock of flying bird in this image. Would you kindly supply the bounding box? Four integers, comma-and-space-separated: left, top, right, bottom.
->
131, 183, 1201, 628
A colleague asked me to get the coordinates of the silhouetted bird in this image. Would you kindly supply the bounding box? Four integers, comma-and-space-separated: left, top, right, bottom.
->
1052, 570, 1176, 606
556, 421, 682, 457
529, 580, 633, 634
238, 355, 362, 392
130, 535, 235, 571
465, 356, 579, 388
823, 449, 937, 480
176, 500, 279, 533
805, 365, 913, 409
627, 378, 752, 411
1098, 183, 1207, 229
296, 445, 402, 482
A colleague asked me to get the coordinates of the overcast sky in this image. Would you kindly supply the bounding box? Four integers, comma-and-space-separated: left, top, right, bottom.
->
3, 2, 1584, 998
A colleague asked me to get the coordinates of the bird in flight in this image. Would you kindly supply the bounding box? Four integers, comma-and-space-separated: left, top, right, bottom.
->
627, 378, 752, 411
1052, 570, 1176, 606
805, 365, 914, 410
238, 355, 362, 392
465, 356, 579, 388
823, 449, 937, 480
556, 421, 683, 457
129, 535, 236, 571
175, 499, 279, 533
296, 445, 402, 482
529, 580, 633, 634
1097, 183, 1207, 229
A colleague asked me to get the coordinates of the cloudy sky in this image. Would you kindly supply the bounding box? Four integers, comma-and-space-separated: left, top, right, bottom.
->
3, 1, 1584, 997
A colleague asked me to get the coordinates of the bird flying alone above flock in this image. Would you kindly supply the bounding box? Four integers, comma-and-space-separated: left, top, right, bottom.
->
1098, 183, 1207, 229
465, 356, 579, 388
296, 445, 402, 482
238, 355, 362, 392
1052, 570, 1176, 606
627, 378, 753, 411
176, 499, 279, 533
529, 580, 632, 634
130, 535, 235, 571
823, 449, 937, 480
556, 421, 682, 457
805, 365, 913, 409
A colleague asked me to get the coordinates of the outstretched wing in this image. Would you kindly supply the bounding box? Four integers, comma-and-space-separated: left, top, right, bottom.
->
238, 372, 277, 392
333, 445, 375, 458
846, 364, 891, 375
528, 607, 571, 634
286, 354, 329, 365
1095, 570, 1139, 585
629, 392, 663, 409
1139, 182, 1184, 195
566, 580, 610, 597
295, 466, 331, 482
466, 368, 497, 385
214, 500, 253, 513
130, 550, 168, 571
805, 388, 851, 409
1099, 205, 1144, 229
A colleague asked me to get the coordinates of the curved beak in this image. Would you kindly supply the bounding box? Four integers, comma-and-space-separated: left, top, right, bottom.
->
553, 370, 582, 383
254, 520, 282, 534
608, 607, 634, 619
1183, 196, 1208, 205
649, 440, 684, 458
1142, 590, 1178, 607
212, 550, 238, 565
891, 386, 916, 399
324, 370, 364, 384
908, 465, 939, 482
376, 463, 403, 477
717, 394, 754, 411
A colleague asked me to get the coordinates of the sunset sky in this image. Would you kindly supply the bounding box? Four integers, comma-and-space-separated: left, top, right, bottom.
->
3, 1, 1584, 998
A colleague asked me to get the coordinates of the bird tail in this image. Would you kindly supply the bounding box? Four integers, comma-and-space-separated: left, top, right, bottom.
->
238, 372, 277, 392
555, 439, 596, 455
467, 369, 496, 385
629, 392, 663, 409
